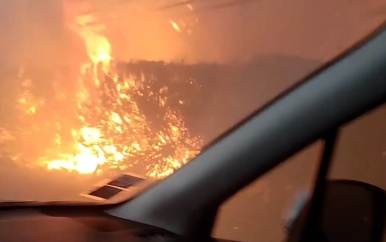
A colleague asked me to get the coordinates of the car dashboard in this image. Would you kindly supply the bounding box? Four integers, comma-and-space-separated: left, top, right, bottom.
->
0, 205, 235, 242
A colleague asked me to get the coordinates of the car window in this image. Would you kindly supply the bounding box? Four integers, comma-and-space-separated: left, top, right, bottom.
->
0, 0, 385, 204
214, 142, 322, 242
213, 107, 386, 242
330, 105, 386, 190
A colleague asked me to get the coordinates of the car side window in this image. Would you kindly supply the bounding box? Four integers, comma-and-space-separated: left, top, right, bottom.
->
213, 105, 386, 242
330, 105, 386, 190
213, 142, 322, 242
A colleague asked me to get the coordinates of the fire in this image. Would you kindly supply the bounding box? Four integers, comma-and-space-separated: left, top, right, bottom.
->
71, 13, 112, 86
43, 65, 202, 177
84, 32, 111, 67
1, 4, 203, 179
40, 12, 120, 175
17, 79, 45, 115
46, 127, 110, 174
41, 10, 202, 178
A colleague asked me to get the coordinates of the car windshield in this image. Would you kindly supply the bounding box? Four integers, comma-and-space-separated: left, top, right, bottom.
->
0, 1, 385, 203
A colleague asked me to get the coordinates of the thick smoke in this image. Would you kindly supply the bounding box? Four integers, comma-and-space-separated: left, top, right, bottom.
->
104, 0, 385, 63
0, 0, 73, 69
0, 0, 384, 66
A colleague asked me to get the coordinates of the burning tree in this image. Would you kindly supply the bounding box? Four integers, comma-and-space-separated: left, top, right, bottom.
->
4, 59, 204, 178
59, 61, 204, 178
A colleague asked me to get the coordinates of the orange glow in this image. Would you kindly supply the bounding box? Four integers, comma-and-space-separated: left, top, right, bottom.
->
46, 127, 112, 174
70, 13, 112, 86
17, 79, 45, 115
2, 2, 203, 179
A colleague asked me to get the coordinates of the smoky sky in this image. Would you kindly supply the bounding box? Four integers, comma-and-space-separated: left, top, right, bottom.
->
0, 0, 69, 69
0, 0, 385, 68
106, 0, 385, 62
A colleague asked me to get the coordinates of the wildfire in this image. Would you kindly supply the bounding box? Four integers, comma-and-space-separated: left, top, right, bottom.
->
84, 32, 111, 67
31, 9, 202, 178
0, 3, 203, 180
71, 13, 112, 87
17, 79, 45, 115
46, 127, 106, 174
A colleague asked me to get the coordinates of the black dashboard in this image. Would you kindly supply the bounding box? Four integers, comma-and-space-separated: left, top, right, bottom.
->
0, 205, 234, 242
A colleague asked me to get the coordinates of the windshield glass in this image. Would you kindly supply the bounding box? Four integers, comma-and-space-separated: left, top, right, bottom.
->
0, 1, 385, 202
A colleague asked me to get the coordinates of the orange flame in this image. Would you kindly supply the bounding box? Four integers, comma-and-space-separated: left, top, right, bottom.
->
46, 127, 116, 174
4, 3, 203, 179
40, 9, 202, 178
43, 11, 115, 174
71, 13, 112, 86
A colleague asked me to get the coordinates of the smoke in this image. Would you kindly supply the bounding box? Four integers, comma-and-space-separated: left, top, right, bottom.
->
0, 0, 72, 70
0, 0, 384, 68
